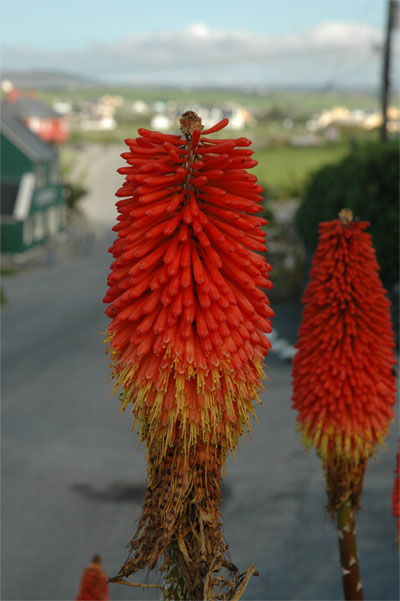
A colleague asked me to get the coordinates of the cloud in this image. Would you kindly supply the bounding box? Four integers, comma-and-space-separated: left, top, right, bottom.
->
2, 20, 390, 88
286, 21, 382, 50
89, 21, 382, 67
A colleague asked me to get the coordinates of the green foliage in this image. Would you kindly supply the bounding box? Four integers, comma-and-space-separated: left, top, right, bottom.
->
63, 182, 88, 212
296, 141, 399, 287
0, 264, 17, 276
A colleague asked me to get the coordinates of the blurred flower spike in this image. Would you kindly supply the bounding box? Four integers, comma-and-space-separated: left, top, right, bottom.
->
103, 112, 273, 596
393, 441, 400, 542
292, 209, 396, 515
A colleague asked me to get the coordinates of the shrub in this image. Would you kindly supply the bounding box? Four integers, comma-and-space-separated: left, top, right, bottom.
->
295, 141, 399, 289
63, 182, 87, 213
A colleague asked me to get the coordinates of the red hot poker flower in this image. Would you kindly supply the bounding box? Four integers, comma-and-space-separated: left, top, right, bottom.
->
393, 440, 400, 542
292, 209, 396, 601
292, 209, 396, 514
104, 112, 273, 594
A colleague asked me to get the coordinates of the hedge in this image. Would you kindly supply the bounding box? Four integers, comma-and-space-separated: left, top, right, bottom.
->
295, 141, 399, 289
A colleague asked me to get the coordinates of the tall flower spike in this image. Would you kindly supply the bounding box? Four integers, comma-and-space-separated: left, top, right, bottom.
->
292, 209, 396, 600
393, 440, 400, 543
104, 112, 273, 598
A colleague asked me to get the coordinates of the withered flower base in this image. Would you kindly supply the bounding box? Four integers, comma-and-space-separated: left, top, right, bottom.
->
104, 112, 273, 599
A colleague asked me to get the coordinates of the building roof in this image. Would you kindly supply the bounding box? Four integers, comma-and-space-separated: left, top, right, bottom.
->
0, 110, 56, 163
4, 96, 59, 119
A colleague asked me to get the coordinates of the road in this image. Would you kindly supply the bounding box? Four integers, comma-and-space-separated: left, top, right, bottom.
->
78, 144, 124, 226
2, 145, 398, 601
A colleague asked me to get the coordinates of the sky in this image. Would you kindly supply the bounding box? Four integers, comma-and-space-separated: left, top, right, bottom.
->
1, 0, 398, 89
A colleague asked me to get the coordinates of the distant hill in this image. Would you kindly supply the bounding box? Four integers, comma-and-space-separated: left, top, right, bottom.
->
1, 70, 100, 90
2, 70, 385, 96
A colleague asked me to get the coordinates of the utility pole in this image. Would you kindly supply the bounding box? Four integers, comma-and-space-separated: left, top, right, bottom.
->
381, 0, 397, 141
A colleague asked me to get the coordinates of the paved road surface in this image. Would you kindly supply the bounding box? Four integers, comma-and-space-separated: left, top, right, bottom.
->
79, 144, 124, 226
2, 145, 398, 601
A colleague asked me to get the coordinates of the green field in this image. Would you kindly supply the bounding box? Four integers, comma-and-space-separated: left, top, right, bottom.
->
61, 139, 351, 202
253, 143, 350, 197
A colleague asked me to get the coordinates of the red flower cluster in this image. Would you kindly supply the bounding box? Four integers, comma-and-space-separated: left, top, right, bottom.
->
103, 112, 273, 582
292, 210, 396, 512
104, 113, 273, 460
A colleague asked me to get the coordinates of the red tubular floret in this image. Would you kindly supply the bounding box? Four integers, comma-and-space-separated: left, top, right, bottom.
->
201, 118, 229, 135
105, 113, 273, 430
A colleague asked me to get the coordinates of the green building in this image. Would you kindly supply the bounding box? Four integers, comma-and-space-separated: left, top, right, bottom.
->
1, 111, 66, 254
